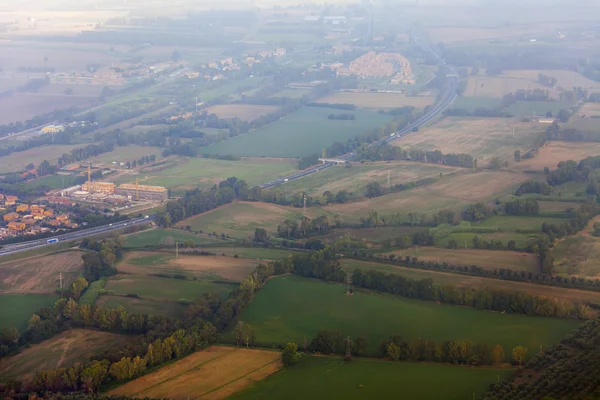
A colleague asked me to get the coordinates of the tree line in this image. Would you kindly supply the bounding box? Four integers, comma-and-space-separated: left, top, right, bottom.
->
354, 144, 475, 168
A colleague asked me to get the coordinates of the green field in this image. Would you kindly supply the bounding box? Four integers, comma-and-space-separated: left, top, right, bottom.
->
435, 231, 543, 249
269, 88, 312, 99
200, 107, 393, 158
475, 215, 569, 232
0, 294, 58, 331
227, 275, 579, 355
0, 144, 88, 173
452, 96, 503, 112
97, 295, 187, 317
552, 235, 600, 278
507, 101, 575, 117
231, 356, 513, 400
113, 157, 296, 191
105, 275, 236, 302
124, 229, 224, 248
340, 259, 600, 305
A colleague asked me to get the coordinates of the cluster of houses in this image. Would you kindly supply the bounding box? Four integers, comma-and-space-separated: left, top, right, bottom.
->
0, 195, 76, 239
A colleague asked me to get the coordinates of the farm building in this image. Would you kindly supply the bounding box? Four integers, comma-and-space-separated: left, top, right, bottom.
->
41, 125, 65, 134
116, 184, 168, 201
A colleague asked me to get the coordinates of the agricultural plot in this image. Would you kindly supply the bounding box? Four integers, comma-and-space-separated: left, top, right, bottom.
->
465, 76, 559, 99
0, 294, 58, 331
196, 77, 265, 102
280, 161, 462, 197
564, 117, 600, 133
197, 247, 297, 261
553, 236, 600, 278
96, 295, 187, 317
123, 228, 225, 248
231, 356, 512, 400
451, 96, 503, 112
0, 93, 96, 125
514, 141, 600, 171
0, 329, 130, 382
325, 171, 530, 222
538, 201, 581, 212
109, 346, 282, 400
118, 251, 257, 281
0, 250, 85, 293
500, 70, 600, 91
0, 144, 92, 173
391, 117, 545, 166
474, 215, 568, 232
226, 275, 579, 355
506, 101, 575, 118
176, 202, 328, 239
381, 247, 540, 273
89, 145, 163, 165
321, 226, 425, 246
200, 107, 394, 158
575, 102, 600, 118
112, 157, 297, 192
340, 258, 600, 305
205, 104, 279, 121
435, 232, 543, 250
316, 92, 435, 109
427, 26, 547, 44
269, 88, 312, 99
104, 275, 236, 302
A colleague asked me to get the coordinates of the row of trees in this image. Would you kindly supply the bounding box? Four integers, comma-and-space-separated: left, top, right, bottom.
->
351, 268, 589, 319
355, 144, 475, 168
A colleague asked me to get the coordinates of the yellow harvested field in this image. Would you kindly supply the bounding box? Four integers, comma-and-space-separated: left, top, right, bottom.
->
391, 117, 545, 165
118, 251, 258, 281
0, 329, 129, 382
109, 346, 282, 400
515, 141, 600, 171
383, 248, 540, 272
205, 104, 279, 121
501, 70, 600, 91
316, 92, 435, 109
465, 76, 559, 99
425, 171, 530, 201
0, 250, 85, 294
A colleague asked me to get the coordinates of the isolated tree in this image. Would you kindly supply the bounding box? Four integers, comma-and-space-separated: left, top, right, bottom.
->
171, 50, 182, 62
282, 342, 302, 366
70, 277, 89, 299
492, 344, 505, 365
514, 150, 521, 162
234, 321, 245, 346
254, 228, 268, 243
512, 346, 527, 367
489, 157, 502, 170
244, 324, 255, 348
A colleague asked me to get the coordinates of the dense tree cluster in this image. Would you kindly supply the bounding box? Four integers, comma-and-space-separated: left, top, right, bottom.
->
483, 318, 600, 400
462, 202, 489, 221
503, 199, 540, 215
515, 181, 552, 196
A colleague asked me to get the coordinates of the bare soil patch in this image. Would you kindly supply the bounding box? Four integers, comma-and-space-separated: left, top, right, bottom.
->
119, 251, 257, 281
0, 250, 85, 293
426, 171, 530, 201
317, 92, 435, 109
0, 329, 129, 382
205, 104, 279, 121
109, 346, 282, 400
514, 141, 600, 171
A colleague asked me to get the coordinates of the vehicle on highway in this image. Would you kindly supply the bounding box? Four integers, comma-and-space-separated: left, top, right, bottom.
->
47, 238, 59, 244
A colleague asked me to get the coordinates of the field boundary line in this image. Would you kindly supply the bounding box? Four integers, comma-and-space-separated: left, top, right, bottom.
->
197, 356, 281, 399
132, 348, 235, 395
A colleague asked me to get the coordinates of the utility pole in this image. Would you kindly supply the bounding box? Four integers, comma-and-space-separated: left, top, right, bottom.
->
195, 97, 198, 114
387, 170, 391, 191
512, 126, 515, 139
303, 194, 307, 217
59, 272, 63, 291
345, 336, 351, 358
175, 242, 179, 258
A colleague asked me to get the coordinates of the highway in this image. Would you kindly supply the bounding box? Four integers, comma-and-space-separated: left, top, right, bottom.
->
0, 216, 155, 256
0, 33, 456, 256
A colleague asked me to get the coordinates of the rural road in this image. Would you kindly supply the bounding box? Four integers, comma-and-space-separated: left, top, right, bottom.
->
0, 33, 456, 256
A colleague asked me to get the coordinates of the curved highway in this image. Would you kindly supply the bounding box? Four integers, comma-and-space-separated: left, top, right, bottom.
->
0, 35, 456, 256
